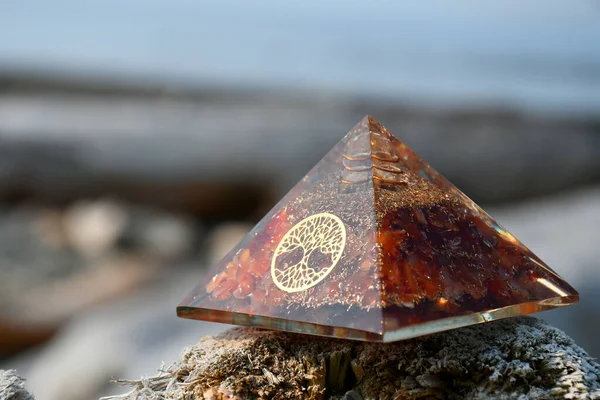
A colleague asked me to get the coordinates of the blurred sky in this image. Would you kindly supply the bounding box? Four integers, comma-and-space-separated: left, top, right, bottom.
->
1, 0, 600, 114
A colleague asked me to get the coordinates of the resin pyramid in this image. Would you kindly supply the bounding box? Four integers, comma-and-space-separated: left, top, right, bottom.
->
177, 116, 578, 342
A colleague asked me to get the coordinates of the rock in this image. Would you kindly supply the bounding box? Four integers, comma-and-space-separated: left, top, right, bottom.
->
0, 205, 82, 315
137, 214, 195, 260
120, 205, 199, 261
0, 370, 34, 400
63, 199, 128, 259
105, 317, 600, 400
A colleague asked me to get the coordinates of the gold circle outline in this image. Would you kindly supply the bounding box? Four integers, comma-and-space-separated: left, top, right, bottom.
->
270, 212, 346, 293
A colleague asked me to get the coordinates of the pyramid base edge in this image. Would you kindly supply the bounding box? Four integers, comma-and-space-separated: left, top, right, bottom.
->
382, 294, 579, 342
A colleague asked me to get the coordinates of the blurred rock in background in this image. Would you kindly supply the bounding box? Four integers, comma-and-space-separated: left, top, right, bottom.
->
0, 1, 599, 399
0, 199, 204, 357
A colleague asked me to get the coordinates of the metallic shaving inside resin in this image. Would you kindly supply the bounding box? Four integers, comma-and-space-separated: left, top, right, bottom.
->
177, 116, 578, 341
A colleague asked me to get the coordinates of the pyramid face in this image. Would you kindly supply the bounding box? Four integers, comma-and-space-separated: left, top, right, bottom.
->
178, 116, 578, 342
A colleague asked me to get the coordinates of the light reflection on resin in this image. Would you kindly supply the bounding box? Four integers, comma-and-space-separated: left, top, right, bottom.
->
177, 116, 578, 342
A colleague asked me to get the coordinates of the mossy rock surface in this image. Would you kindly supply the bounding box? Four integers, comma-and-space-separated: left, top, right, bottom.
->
0, 370, 34, 400
106, 317, 600, 400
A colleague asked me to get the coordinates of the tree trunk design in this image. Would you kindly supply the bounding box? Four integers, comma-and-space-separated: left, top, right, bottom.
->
271, 213, 346, 293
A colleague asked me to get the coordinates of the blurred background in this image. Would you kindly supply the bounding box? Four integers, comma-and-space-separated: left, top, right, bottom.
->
0, 1, 599, 399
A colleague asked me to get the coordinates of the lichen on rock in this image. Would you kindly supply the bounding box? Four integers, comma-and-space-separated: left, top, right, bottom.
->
104, 317, 600, 400
0, 370, 34, 400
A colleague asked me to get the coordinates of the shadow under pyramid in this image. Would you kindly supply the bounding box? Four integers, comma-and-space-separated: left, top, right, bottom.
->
177, 116, 578, 342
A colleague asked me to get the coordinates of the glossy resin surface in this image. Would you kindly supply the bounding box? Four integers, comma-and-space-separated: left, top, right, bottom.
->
177, 116, 578, 341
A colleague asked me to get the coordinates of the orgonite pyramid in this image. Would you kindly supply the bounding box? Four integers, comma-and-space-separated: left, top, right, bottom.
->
177, 116, 578, 342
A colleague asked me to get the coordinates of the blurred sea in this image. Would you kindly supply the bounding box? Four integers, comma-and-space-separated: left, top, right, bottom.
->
1, 0, 599, 116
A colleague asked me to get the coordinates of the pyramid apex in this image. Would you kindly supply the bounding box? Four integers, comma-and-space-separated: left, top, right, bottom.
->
365, 114, 377, 124
355, 114, 382, 129
349, 115, 395, 142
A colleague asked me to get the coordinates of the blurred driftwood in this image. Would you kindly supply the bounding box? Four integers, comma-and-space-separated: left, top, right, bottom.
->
105, 317, 600, 400
0, 81, 599, 216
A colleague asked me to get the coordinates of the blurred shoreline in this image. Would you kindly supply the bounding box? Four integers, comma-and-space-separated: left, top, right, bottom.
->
1, 71, 599, 214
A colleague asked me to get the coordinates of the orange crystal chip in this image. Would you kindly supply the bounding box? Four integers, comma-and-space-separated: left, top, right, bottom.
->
177, 116, 578, 342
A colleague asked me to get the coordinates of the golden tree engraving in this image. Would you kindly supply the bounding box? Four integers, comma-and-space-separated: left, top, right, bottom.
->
271, 213, 346, 293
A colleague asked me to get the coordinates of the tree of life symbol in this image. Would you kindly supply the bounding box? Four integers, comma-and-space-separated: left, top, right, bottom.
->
271, 213, 346, 293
